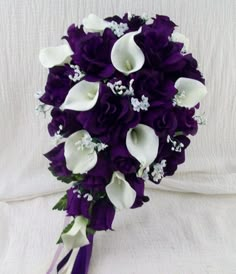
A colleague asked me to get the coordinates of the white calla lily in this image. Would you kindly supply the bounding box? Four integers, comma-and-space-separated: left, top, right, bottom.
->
61, 216, 89, 250
174, 77, 207, 108
61, 80, 100, 111
82, 14, 110, 33
64, 130, 97, 174
106, 171, 136, 210
39, 43, 73, 68
126, 124, 159, 168
170, 31, 189, 53
111, 28, 145, 75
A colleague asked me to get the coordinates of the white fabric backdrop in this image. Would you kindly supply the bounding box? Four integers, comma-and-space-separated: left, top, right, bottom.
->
0, 0, 235, 273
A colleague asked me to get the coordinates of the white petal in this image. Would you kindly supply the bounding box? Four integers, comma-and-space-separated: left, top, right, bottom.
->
174, 77, 207, 108
111, 28, 145, 75
61, 216, 89, 250
64, 130, 97, 174
126, 124, 159, 167
170, 32, 189, 53
61, 80, 100, 111
82, 14, 110, 33
106, 171, 136, 210
39, 44, 73, 68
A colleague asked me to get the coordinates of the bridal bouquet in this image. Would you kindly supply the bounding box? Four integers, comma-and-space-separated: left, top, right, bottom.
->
38, 13, 207, 274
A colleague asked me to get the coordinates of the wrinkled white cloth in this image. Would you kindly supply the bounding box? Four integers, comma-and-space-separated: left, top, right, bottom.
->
0, 0, 235, 273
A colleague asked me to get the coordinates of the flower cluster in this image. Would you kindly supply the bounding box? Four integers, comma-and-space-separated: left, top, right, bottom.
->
39, 13, 207, 251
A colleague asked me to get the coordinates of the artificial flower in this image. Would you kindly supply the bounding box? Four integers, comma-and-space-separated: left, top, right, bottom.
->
111, 29, 145, 75
40, 66, 71, 107
77, 84, 140, 144
48, 108, 83, 137
39, 43, 73, 68
106, 171, 136, 209
170, 31, 189, 53
142, 106, 178, 137
82, 14, 110, 33
44, 143, 71, 177
61, 216, 89, 250
174, 77, 207, 108
111, 145, 139, 174
68, 29, 116, 80
126, 123, 159, 168
64, 130, 97, 174
90, 198, 115, 230
61, 80, 100, 111
66, 188, 91, 218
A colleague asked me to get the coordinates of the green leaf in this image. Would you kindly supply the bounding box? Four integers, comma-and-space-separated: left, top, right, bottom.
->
87, 227, 95, 235
48, 167, 84, 184
53, 194, 67, 211
174, 131, 184, 137
57, 220, 75, 244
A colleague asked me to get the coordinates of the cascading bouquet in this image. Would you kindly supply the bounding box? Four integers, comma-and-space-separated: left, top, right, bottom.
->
37, 13, 207, 274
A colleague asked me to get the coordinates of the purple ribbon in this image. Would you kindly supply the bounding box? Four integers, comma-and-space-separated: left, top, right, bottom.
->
57, 250, 73, 272
57, 234, 94, 274
71, 234, 94, 274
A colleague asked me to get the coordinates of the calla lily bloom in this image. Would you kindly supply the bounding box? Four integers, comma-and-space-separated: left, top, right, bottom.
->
64, 130, 97, 174
61, 80, 100, 111
111, 29, 145, 75
170, 32, 189, 53
61, 216, 89, 250
174, 78, 207, 108
106, 171, 136, 210
39, 43, 73, 68
82, 14, 110, 33
126, 124, 159, 168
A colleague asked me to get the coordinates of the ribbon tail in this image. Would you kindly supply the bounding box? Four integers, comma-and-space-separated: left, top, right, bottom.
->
71, 234, 94, 274
56, 234, 94, 274
46, 217, 71, 274
57, 250, 73, 273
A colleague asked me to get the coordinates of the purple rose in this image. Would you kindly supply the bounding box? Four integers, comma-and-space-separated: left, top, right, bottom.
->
81, 176, 108, 192
40, 66, 71, 107
162, 53, 204, 84
111, 145, 139, 174
132, 69, 161, 98
44, 143, 71, 177
82, 152, 113, 191
134, 26, 170, 68
156, 135, 191, 177
77, 84, 140, 144
125, 175, 149, 209
174, 107, 198, 136
152, 15, 176, 37
160, 42, 187, 72
105, 13, 146, 31
90, 198, 115, 231
105, 15, 123, 23
63, 24, 87, 53
66, 27, 116, 81
178, 54, 205, 83
142, 106, 178, 137
134, 16, 175, 69
133, 70, 176, 101
48, 108, 83, 137
66, 188, 90, 218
